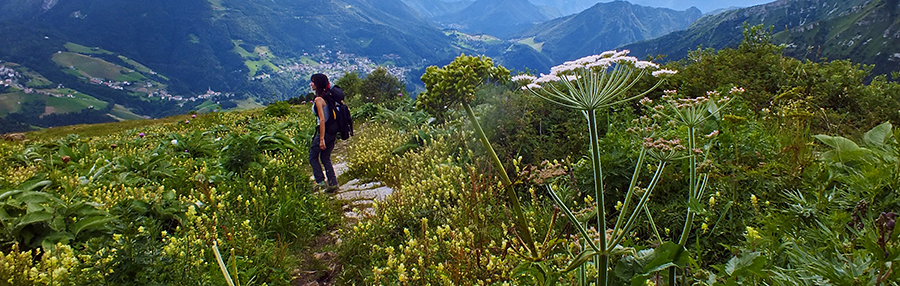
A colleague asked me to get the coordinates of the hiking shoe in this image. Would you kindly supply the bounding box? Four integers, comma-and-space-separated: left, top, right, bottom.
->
313, 182, 327, 193
325, 185, 340, 193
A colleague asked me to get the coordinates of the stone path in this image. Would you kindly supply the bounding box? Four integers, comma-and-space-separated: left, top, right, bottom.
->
329, 160, 394, 223
296, 157, 395, 286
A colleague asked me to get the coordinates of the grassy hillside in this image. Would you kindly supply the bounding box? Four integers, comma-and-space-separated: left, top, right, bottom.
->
51, 52, 142, 82
0, 106, 341, 284
0, 91, 25, 116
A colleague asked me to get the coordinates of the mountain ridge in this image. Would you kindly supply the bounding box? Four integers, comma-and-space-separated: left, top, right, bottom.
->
513, 1, 702, 63
435, 0, 557, 37
621, 0, 900, 75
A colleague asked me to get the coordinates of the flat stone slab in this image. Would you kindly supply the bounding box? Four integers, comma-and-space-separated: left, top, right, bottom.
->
336, 187, 392, 202
324, 159, 393, 223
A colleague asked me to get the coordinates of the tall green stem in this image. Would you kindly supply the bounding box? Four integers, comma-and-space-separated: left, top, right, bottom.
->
586, 109, 608, 285
671, 126, 698, 285
678, 126, 697, 246
463, 102, 539, 259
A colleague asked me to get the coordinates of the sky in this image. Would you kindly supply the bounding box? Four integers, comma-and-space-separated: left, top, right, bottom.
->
613, 0, 775, 13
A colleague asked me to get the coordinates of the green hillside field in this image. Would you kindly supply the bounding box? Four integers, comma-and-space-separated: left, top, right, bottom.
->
0, 91, 25, 116
51, 52, 146, 82
43, 89, 109, 115
63, 42, 114, 55
108, 104, 148, 121
1, 88, 113, 117
517, 37, 543, 52
232, 40, 279, 77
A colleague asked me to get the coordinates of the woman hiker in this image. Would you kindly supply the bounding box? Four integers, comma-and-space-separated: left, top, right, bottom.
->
309, 73, 339, 192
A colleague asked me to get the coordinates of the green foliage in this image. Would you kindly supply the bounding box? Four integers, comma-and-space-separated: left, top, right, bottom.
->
220, 130, 298, 174
4, 24, 900, 286
264, 101, 293, 117
168, 130, 219, 158
0, 108, 338, 285
340, 127, 525, 285
360, 67, 407, 108
0, 180, 113, 251
417, 54, 510, 121
615, 242, 692, 285
335, 71, 364, 103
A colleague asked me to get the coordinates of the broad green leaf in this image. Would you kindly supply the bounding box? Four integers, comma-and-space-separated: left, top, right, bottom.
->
19, 192, 63, 213
58, 145, 75, 158
41, 231, 75, 251
615, 248, 653, 280
616, 242, 689, 282
163, 190, 176, 201
815, 134, 870, 163
723, 252, 766, 276
0, 208, 11, 221
0, 190, 24, 201
686, 196, 707, 215
513, 261, 550, 285
864, 122, 892, 149
129, 200, 151, 214
50, 216, 66, 231
564, 249, 598, 273
642, 242, 689, 272
13, 211, 53, 233
70, 216, 115, 236
708, 101, 721, 121
814, 134, 860, 151
20, 180, 52, 192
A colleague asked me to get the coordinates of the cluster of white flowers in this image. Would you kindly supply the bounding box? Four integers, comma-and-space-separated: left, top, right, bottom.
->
651, 69, 678, 77
512, 50, 676, 90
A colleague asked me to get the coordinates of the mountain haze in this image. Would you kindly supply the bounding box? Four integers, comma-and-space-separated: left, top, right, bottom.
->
435, 0, 557, 37
401, 0, 474, 18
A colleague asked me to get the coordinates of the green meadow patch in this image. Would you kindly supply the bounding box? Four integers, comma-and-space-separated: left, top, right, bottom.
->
43, 91, 109, 115
297, 56, 318, 66
64, 42, 114, 55
233, 98, 265, 110
0, 91, 26, 116
232, 39, 257, 59
232, 40, 279, 76
117, 55, 155, 75
52, 52, 130, 80
107, 104, 146, 121
193, 100, 221, 113
517, 37, 543, 52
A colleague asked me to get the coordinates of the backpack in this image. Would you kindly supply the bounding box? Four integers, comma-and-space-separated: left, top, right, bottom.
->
325, 85, 353, 140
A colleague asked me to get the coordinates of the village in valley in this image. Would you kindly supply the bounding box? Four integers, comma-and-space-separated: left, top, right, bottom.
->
1, 60, 233, 109
278, 49, 410, 84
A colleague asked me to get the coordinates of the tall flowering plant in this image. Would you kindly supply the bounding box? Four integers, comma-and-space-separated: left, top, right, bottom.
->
640, 88, 737, 285
514, 50, 675, 285
417, 54, 541, 259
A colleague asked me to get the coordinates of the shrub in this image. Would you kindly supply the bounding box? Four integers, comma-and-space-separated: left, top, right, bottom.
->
264, 101, 294, 117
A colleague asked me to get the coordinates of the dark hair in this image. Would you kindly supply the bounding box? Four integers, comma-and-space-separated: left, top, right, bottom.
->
311, 73, 330, 97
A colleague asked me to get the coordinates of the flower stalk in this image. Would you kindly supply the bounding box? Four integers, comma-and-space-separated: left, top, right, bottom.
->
518, 50, 674, 285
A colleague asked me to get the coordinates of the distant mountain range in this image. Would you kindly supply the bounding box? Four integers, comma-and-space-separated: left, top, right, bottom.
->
401, 0, 475, 18
623, 0, 900, 75
0, 0, 459, 95
2, 0, 899, 130
434, 0, 559, 37
513, 1, 702, 63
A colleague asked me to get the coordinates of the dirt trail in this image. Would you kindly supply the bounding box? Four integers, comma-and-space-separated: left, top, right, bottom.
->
292, 152, 394, 286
